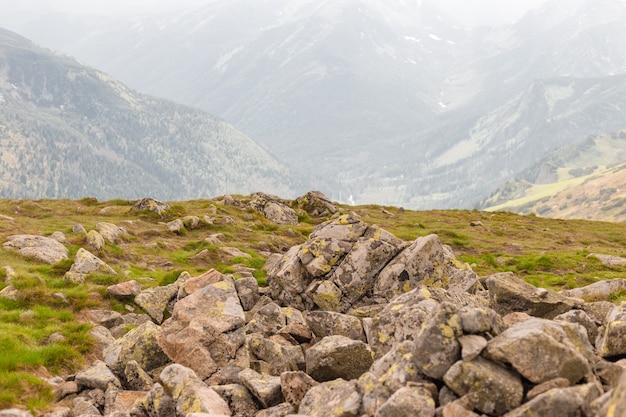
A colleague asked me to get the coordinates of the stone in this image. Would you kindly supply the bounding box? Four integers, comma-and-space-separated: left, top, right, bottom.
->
182, 215, 200, 229
305, 335, 374, 382
503, 383, 602, 417
485, 272, 580, 319
72, 223, 87, 234
107, 280, 141, 300
103, 321, 170, 378
0, 285, 18, 300
135, 383, 175, 417
525, 378, 571, 401
180, 269, 224, 296
158, 278, 246, 379
220, 246, 252, 259
159, 364, 231, 416
235, 276, 260, 310
84, 230, 105, 251
311, 280, 342, 311
96, 222, 127, 243
123, 360, 153, 391
369, 341, 426, 392
483, 317, 591, 384
562, 278, 626, 301
554, 309, 599, 344
134, 284, 178, 324
3, 234, 68, 264
167, 219, 184, 233
248, 193, 298, 225
64, 248, 117, 283
70, 397, 100, 416
375, 234, 478, 300
104, 390, 147, 416
239, 368, 283, 408
304, 311, 366, 342
245, 302, 286, 336
604, 370, 626, 416
85, 310, 124, 329
413, 302, 463, 379
254, 402, 294, 417
246, 333, 304, 374
54, 381, 79, 401
212, 384, 258, 417
50, 231, 68, 244
458, 335, 487, 361
459, 305, 505, 335
375, 386, 436, 417
131, 197, 170, 214
597, 304, 626, 358
280, 371, 318, 410
298, 379, 361, 417
443, 357, 524, 415
588, 253, 626, 267
295, 191, 337, 217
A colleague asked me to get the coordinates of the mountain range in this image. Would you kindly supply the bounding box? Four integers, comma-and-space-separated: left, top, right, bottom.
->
1, 0, 626, 208
0, 28, 297, 200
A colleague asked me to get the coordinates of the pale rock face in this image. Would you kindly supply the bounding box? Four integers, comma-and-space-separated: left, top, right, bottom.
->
3, 234, 69, 264
158, 277, 246, 379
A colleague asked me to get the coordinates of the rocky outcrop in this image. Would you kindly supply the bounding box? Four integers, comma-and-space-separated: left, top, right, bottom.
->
3, 234, 68, 264
36, 215, 626, 417
248, 192, 298, 225
130, 197, 170, 214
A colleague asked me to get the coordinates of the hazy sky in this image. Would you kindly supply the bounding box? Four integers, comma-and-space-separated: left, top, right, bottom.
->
1, 0, 550, 28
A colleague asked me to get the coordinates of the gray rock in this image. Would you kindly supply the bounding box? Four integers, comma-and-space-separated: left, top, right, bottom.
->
280, 371, 318, 410
3, 234, 68, 264
562, 278, 626, 301
64, 248, 117, 283
212, 384, 258, 417
597, 304, 626, 358
375, 386, 435, 417
85, 230, 105, 252
245, 302, 287, 336
305, 335, 374, 382
0, 285, 18, 300
75, 360, 121, 391
103, 321, 170, 378
443, 357, 524, 416
295, 191, 337, 217
485, 272, 580, 319
123, 360, 153, 391
96, 222, 127, 243
134, 284, 178, 324
298, 379, 361, 417
483, 317, 591, 384
182, 215, 200, 229
235, 276, 260, 311
134, 383, 175, 417
554, 309, 599, 344
239, 368, 283, 408
85, 310, 124, 329
107, 280, 141, 300
167, 219, 184, 233
0, 409, 34, 417
131, 197, 170, 214
458, 335, 487, 361
503, 383, 602, 417
158, 277, 246, 379
588, 253, 626, 267
413, 302, 463, 379
305, 311, 366, 342
72, 223, 87, 234
248, 193, 298, 225
246, 333, 304, 374
159, 364, 231, 416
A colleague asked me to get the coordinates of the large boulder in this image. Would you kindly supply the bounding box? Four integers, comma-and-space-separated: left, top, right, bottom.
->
295, 191, 337, 217
443, 357, 524, 415
305, 335, 374, 382
158, 277, 246, 379
483, 317, 591, 385
374, 234, 479, 300
298, 379, 361, 417
64, 248, 117, 284
96, 222, 127, 243
3, 234, 68, 264
562, 278, 626, 302
486, 272, 580, 319
103, 321, 170, 378
131, 197, 170, 214
305, 311, 366, 342
248, 193, 298, 225
159, 364, 232, 416
503, 383, 602, 417
597, 304, 626, 358
134, 284, 179, 324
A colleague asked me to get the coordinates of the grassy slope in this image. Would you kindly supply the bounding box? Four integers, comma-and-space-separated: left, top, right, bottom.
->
2, 196, 626, 411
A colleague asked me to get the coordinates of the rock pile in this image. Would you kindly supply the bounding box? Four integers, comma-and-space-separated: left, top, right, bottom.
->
7, 211, 626, 417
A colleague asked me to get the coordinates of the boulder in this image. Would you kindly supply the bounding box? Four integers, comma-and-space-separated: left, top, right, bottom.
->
107, 280, 141, 300
375, 386, 436, 417
299, 379, 361, 417
212, 384, 258, 417
562, 278, 626, 302
96, 222, 127, 243
235, 276, 260, 311
503, 383, 602, 417
375, 234, 478, 300
167, 219, 184, 233
483, 317, 591, 384
246, 333, 304, 374
248, 193, 298, 225
588, 253, 626, 267
134, 284, 178, 324
597, 304, 626, 358
485, 272, 580, 319
158, 277, 246, 379
603, 370, 626, 416
443, 357, 524, 415
64, 248, 117, 284
280, 371, 318, 410
103, 321, 170, 378
159, 364, 232, 416
84, 230, 105, 251
413, 302, 463, 379
305, 310, 366, 342
238, 368, 283, 408
3, 234, 68, 264
295, 191, 337, 217
75, 360, 121, 391
245, 302, 286, 336
131, 197, 170, 214
305, 335, 374, 382
124, 360, 154, 391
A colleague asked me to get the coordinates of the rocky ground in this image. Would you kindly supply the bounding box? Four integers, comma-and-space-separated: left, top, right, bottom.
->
2, 192, 626, 417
